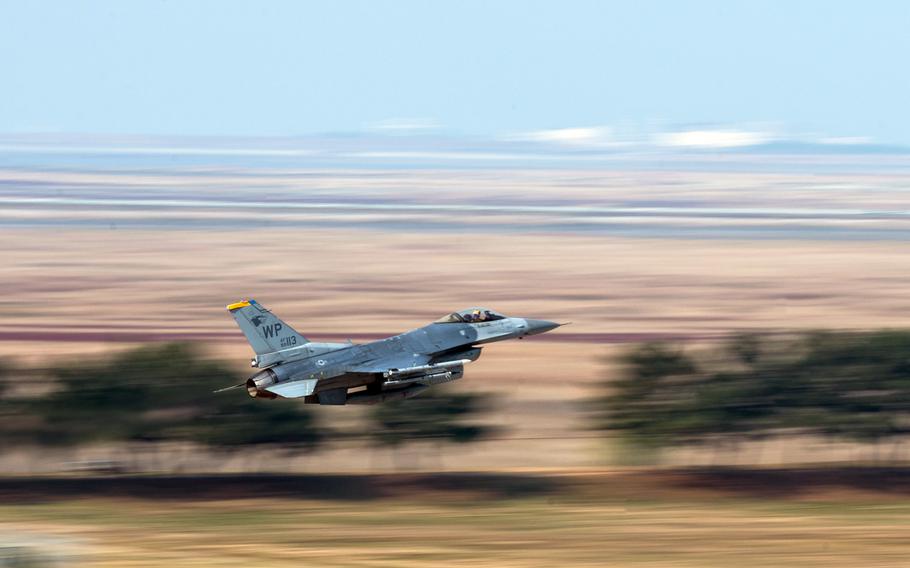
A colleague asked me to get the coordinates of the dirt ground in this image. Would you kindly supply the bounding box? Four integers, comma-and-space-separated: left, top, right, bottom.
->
1, 469, 909, 568
3, 226, 910, 471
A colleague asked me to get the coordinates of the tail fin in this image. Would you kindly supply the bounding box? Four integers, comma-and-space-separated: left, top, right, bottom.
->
226, 299, 308, 354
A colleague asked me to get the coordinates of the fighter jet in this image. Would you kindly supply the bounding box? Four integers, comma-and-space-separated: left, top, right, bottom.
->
219, 299, 562, 405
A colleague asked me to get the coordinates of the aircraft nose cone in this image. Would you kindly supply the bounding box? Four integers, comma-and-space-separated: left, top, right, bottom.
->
524, 319, 560, 336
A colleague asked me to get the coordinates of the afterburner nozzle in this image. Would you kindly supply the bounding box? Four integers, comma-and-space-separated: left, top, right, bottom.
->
246, 368, 278, 398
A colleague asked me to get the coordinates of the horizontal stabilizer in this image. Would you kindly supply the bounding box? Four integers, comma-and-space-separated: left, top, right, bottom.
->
264, 378, 319, 399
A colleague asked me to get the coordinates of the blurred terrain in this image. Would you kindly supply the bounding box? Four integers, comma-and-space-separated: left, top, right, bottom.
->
3, 136, 910, 471
3, 136, 910, 566
3, 470, 910, 567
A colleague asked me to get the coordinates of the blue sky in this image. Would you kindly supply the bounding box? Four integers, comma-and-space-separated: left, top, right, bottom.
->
2, 1, 908, 144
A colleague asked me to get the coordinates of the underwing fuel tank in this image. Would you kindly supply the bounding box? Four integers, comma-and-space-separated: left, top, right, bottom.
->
383, 359, 470, 378
383, 365, 464, 387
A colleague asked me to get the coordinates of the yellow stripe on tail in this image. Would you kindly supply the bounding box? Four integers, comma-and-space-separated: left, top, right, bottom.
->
226, 300, 252, 311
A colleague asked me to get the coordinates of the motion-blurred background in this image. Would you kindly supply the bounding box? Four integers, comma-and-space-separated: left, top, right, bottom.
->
2, 1, 910, 566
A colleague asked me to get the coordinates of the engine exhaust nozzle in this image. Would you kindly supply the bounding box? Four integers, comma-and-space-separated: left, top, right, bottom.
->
246, 369, 279, 398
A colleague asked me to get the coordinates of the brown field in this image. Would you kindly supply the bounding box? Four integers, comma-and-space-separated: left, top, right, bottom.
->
5, 227, 910, 346
3, 226, 910, 471
3, 164, 910, 471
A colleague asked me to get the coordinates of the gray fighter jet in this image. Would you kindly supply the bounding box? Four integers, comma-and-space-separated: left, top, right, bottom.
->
219, 299, 562, 405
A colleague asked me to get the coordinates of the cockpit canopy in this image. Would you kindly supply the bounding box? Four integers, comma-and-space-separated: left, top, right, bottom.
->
435, 307, 507, 324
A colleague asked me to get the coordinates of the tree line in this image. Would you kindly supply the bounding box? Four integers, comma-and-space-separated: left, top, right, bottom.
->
0, 343, 491, 463
594, 330, 910, 454
3, 330, 910, 469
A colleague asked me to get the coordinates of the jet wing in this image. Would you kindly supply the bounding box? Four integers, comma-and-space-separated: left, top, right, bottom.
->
349, 357, 474, 380
263, 378, 319, 399
347, 353, 432, 375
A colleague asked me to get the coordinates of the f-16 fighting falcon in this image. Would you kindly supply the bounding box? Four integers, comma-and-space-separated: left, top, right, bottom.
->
218, 299, 562, 405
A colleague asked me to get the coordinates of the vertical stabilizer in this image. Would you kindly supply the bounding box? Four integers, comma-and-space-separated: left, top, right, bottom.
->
226, 299, 308, 355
